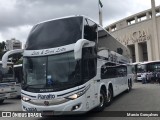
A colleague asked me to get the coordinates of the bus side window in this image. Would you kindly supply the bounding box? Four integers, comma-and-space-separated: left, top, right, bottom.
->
101, 66, 116, 79
82, 47, 97, 82
122, 66, 127, 76
84, 19, 97, 42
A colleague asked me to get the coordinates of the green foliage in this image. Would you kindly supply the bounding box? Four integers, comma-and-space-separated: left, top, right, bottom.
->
0, 41, 6, 60
0, 41, 5, 50
9, 53, 23, 64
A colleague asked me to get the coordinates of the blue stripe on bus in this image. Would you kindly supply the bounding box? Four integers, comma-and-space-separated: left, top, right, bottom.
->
21, 92, 36, 98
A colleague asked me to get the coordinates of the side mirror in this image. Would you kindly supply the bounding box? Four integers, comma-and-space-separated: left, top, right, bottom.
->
74, 39, 95, 60
2, 49, 24, 68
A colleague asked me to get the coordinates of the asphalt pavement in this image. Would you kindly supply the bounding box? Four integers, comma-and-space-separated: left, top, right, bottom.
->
1, 82, 160, 120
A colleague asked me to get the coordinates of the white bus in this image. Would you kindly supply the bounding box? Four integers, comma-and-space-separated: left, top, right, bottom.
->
2, 16, 133, 114
137, 61, 160, 82
14, 64, 23, 97
0, 62, 17, 103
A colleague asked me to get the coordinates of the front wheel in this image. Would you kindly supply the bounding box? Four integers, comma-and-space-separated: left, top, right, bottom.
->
95, 89, 107, 112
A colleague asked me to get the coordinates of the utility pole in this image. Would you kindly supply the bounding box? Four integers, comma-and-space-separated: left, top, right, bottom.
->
98, 0, 103, 26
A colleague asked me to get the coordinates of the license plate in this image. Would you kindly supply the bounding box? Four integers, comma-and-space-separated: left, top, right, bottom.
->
42, 111, 54, 116
27, 108, 37, 112
10, 93, 16, 97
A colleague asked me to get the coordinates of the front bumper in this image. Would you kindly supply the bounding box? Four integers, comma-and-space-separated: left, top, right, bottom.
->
22, 95, 87, 115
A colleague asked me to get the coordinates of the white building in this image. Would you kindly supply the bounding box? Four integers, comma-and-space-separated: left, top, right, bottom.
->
6, 38, 22, 51
106, 0, 160, 62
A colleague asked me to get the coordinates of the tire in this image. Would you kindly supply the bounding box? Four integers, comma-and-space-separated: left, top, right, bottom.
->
106, 87, 113, 106
127, 80, 132, 92
0, 99, 4, 104
95, 89, 107, 112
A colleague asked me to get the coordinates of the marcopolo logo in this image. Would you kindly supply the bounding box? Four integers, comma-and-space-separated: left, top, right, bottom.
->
37, 94, 55, 99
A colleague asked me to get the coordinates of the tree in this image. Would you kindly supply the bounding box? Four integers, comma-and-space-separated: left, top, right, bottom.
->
0, 41, 6, 60
8, 53, 23, 64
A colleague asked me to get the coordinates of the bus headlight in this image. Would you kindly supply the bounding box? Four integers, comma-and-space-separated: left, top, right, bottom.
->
65, 85, 90, 100
22, 96, 31, 102
65, 91, 84, 100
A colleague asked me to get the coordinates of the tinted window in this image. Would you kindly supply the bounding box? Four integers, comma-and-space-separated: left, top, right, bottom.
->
84, 19, 97, 42
148, 63, 160, 72
101, 66, 116, 79
101, 65, 127, 79
22, 52, 82, 92
117, 66, 127, 77
47, 52, 81, 84
26, 17, 83, 50
82, 47, 97, 82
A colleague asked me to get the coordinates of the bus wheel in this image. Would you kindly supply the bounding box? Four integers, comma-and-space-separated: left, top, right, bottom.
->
0, 99, 4, 104
106, 87, 113, 106
127, 80, 132, 92
95, 89, 106, 112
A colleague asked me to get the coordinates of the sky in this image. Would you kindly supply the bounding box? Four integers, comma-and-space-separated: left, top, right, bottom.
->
0, 0, 160, 46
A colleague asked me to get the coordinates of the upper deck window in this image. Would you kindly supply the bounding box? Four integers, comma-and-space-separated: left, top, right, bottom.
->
26, 17, 83, 50
84, 19, 97, 42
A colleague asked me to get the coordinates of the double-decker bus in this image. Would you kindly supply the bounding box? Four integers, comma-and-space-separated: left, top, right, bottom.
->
0, 61, 17, 103
2, 16, 133, 114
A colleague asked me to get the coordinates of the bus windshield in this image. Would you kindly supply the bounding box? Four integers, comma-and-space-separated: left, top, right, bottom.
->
26, 17, 83, 50
137, 64, 146, 73
148, 63, 160, 72
0, 64, 14, 83
23, 51, 81, 92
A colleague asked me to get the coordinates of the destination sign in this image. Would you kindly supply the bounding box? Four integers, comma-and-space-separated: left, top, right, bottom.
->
23, 44, 75, 56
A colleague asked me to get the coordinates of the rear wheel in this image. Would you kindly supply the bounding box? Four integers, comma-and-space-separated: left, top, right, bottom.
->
106, 87, 113, 106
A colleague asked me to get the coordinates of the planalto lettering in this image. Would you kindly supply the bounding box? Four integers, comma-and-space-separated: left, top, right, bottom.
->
37, 94, 55, 99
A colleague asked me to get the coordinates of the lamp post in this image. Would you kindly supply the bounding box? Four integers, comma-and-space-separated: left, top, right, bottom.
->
98, 0, 103, 26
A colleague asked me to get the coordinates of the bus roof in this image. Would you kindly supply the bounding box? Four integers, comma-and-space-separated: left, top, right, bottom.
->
35, 15, 105, 30
140, 60, 160, 65
130, 62, 141, 65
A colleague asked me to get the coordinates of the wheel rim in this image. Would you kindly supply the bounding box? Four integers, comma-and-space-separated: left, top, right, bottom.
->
129, 81, 132, 89
107, 90, 111, 102
100, 93, 104, 107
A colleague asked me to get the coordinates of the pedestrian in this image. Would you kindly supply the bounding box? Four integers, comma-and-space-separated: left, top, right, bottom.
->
146, 71, 149, 83
157, 71, 160, 84
147, 71, 152, 83
155, 72, 159, 84
142, 72, 147, 84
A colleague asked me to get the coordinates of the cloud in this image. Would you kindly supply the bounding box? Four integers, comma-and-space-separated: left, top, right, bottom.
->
0, 0, 159, 44
0, 25, 32, 45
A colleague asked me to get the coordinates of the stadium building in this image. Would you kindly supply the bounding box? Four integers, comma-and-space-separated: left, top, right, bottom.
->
106, 0, 160, 62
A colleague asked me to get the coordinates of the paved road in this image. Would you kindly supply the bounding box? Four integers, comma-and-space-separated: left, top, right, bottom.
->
1, 82, 160, 120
